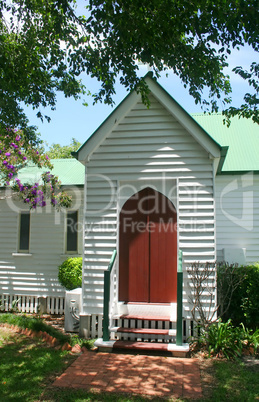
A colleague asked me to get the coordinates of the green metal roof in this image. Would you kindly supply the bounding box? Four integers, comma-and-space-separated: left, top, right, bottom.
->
193, 114, 259, 173
15, 159, 85, 186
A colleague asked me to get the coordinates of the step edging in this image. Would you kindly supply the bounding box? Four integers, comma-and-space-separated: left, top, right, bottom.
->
113, 314, 172, 321
94, 338, 115, 352
95, 338, 190, 356
110, 326, 173, 336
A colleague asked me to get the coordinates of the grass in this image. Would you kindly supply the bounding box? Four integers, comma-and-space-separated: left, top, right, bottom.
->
0, 327, 74, 401
204, 359, 259, 402
0, 326, 158, 402
0, 314, 258, 401
42, 388, 153, 402
0, 313, 95, 348
0, 313, 70, 344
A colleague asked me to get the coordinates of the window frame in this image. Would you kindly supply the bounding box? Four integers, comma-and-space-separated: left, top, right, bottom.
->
18, 211, 31, 253
65, 210, 78, 254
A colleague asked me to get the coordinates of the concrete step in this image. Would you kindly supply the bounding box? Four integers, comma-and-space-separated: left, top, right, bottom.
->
116, 302, 176, 318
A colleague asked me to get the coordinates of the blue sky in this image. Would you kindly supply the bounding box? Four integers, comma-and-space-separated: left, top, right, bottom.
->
24, 46, 255, 149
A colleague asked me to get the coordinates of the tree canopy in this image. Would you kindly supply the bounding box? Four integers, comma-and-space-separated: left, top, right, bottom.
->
47, 138, 81, 159
1, 0, 258, 208
0, 0, 258, 135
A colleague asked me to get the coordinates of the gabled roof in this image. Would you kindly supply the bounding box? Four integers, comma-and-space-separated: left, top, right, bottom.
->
74, 73, 223, 164
0, 159, 85, 187
193, 114, 259, 173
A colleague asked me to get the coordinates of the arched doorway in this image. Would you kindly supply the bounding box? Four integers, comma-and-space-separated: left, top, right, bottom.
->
119, 187, 177, 303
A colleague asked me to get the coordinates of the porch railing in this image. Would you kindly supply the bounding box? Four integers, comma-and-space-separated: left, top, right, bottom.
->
103, 249, 117, 341
176, 249, 183, 345
103, 249, 183, 344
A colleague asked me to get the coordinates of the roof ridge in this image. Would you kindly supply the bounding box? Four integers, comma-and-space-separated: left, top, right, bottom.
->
50, 158, 78, 162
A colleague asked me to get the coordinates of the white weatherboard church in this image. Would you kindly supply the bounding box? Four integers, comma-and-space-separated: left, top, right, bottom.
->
0, 73, 258, 354
74, 73, 259, 354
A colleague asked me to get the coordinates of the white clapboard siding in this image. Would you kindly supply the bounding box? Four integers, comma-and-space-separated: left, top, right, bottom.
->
82, 95, 216, 319
0, 188, 84, 300
215, 175, 259, 264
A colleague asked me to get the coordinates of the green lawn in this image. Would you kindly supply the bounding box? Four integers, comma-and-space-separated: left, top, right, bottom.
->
0, 327, 74, 401
205, 359, 259, 402
0, 321, 258, 402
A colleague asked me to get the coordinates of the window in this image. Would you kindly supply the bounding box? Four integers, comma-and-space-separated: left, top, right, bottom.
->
19, 212, 30, 252
66, 211, 78, 253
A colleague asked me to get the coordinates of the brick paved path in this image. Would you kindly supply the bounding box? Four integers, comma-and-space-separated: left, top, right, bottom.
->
53, 351, 202, 399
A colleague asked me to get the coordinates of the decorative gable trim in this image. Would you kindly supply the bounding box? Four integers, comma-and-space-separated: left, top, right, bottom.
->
74, 74, 224, 167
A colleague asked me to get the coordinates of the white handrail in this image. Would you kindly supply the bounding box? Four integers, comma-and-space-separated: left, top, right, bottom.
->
109, 255, 118, 318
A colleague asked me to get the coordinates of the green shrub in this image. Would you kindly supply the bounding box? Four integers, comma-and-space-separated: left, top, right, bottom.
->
222, 263, 259, 330
58, 257, 82, 290
240, 324, 259, 353
69, 334, 96, 349
195, 319, 259, 359
205, 319, 243, 359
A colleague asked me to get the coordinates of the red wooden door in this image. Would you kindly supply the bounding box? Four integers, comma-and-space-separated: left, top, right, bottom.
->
119, 188, 177, 303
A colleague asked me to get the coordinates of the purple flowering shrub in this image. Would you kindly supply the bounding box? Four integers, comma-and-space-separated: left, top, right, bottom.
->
0, 129, 52, 182
13, 173, 72, 209
0, 128, 72, 209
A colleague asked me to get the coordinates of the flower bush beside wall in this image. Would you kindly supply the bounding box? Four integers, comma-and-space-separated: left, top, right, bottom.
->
0, 129, 72, 209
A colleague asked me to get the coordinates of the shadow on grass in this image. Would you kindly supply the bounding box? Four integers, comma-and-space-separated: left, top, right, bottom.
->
0, 331, 175, 402
41, 388, 160, 402
199, 359, 259, 402
0, 334, 73, 402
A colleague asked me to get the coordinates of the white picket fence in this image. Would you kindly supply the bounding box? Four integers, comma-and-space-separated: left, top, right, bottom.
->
89, 314, 103, 338
46, 296, 65, 315
0, 294, 65, 315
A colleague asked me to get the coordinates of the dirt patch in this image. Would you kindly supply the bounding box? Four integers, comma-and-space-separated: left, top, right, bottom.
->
0, 326, 13, 336
242, 355, 259, 372
0, 325, 24, 347
0, 325, 46, 351
0, 326, 14, 344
